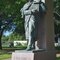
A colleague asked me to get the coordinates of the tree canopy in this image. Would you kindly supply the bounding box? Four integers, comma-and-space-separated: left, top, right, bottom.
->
0, 0, 27, 39
0, 0, 27, 49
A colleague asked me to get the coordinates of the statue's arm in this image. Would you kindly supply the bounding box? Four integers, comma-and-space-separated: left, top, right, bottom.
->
24, 9, 37, 15
20, 3, 28, 18
24, 10, 32, 15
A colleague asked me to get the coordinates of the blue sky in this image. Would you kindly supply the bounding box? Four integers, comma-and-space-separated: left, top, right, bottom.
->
3, 23, 16, 36
3, 31, 13, 36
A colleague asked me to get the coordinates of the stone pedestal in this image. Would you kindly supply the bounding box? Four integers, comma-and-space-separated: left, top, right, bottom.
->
12, 51, 34, 60
12, 50, 56, 60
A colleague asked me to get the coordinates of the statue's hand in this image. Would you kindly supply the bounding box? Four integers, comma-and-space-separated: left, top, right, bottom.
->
31, 9, 38, 14
20, 8, 24, 18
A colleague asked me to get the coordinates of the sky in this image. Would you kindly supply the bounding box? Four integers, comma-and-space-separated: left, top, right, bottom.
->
3, 24, 16, 36
3, 31, 13, 36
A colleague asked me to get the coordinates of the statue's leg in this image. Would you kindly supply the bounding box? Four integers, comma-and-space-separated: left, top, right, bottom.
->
24, 19, 29, 45
25, 25, 29, 44
32, 40, 35, 49
26, 18, 35, 50
26, 19, 33, 50
31, 20, 37, 50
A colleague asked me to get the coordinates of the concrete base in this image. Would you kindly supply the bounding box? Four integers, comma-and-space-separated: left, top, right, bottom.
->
12, 50, 56, 60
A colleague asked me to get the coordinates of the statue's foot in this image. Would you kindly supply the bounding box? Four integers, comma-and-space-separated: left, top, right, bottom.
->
32, 46, 35, 49
26, 48, 32, 51
26, 46, 35, 51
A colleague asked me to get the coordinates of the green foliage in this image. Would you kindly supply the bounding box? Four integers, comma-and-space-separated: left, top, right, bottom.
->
53, 0, 60, 34
54, 0, 60, 14
2, 34, 25, 41
55, 46, 60, 50
0, 0, 27, 42
0, 0, 27, 34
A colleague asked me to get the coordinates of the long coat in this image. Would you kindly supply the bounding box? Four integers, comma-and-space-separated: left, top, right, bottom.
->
20, 1, 46, 46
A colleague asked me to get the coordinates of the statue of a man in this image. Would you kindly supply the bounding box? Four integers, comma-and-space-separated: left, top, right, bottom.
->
20, 0, 47, 51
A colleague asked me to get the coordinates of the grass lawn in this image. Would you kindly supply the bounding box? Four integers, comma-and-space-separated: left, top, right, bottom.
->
56, 57, 60, 60
2, 45, 27, 51
0, 54, 11, 60
0, 50, 11, 60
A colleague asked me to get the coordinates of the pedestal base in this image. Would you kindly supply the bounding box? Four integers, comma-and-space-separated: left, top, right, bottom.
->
12, 50, 56, 60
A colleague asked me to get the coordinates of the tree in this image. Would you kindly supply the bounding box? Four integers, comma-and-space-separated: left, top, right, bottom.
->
0, 14, 15, 49
0, 0, 27, 49
53, 0, 60, 35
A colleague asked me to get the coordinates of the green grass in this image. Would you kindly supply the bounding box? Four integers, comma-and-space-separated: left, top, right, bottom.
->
0, 54, 11, 60
2, 45, 27, 51
0, 50, 11, 60
56, 57, 60, 60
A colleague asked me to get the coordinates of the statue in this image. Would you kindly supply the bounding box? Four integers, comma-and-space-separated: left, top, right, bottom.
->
20, 0, 47, 51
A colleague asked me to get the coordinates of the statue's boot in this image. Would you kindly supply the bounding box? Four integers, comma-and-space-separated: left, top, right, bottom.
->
26, 43, 35, 51
32, 44, 35, 49
26, 45, 32, 51
26, 42, 34, 51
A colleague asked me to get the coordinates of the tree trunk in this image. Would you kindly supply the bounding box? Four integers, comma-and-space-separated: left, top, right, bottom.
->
0, 36, 2, 50
0, 29, 3, 50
